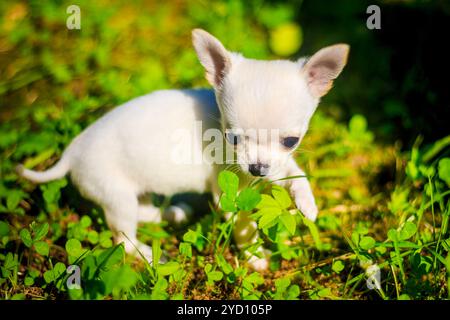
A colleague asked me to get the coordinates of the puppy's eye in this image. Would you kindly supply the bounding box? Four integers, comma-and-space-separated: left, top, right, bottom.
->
225, 132, 241, 146
281, 136, 299, 149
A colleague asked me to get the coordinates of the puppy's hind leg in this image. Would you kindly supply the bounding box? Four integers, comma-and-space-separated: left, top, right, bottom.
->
163, 202, 193, 225
138, 197, 162, 223
101, 187, 156, 264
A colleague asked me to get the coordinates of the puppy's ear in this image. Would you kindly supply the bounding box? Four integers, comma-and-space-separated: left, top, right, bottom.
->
301, 44, 349, 98
192, 29, 231, 87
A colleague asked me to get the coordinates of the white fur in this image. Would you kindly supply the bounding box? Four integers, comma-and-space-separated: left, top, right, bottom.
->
17, 29, 349, 270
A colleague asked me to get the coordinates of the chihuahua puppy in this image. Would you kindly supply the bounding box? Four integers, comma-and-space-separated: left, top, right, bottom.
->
17, 29, 349, 270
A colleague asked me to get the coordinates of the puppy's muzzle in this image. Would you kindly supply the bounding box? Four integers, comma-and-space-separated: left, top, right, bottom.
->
248, 163, 269, 177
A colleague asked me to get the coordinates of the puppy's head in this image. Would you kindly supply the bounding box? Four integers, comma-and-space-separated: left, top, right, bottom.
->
192, 29, 349, 177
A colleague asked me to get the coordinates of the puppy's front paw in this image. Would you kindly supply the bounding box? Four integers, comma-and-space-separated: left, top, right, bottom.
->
248, 255, 269, 271
245, 248, 271, 271
295, 193, 318, 222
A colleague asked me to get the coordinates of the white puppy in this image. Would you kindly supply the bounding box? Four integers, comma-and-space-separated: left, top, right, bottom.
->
17, 29, 349, 270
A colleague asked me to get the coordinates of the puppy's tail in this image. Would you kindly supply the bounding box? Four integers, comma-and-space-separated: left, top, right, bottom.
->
16, 156, 70, 184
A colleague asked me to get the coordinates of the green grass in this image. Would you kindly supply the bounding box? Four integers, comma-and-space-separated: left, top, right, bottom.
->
0, 0, 449, 300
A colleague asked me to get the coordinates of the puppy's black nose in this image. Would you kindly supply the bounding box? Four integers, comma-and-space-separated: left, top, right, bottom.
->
248, 163, 269, 177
